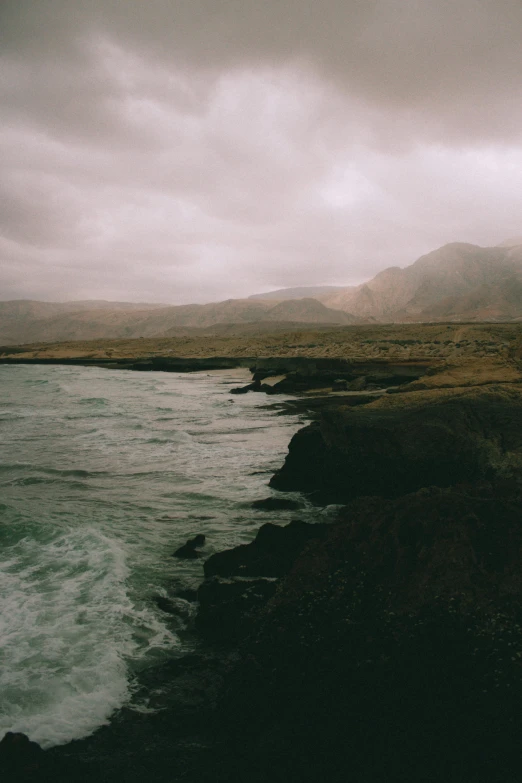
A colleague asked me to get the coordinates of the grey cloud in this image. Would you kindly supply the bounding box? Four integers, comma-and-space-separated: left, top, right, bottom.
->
0, 1, 521, 305
2, 0, 522, 143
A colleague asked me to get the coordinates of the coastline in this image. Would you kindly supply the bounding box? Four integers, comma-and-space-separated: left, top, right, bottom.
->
3, 327, 522, 781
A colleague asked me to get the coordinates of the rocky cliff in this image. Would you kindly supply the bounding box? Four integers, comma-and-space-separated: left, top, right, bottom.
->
194, 368, 522, 782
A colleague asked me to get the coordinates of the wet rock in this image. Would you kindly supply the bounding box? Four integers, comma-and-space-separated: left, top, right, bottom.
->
173, 544, 200, 559
175, 588, 198, 602
204, 520, 326, 579
251, 497, 301, 511
173, 534, 206, 559
196, 576, 278, 642
153, 595, 196, 621
154, 594, 179, 613
332, 378, 348, 390
230, 382, 259, 394
0, 732, 44, 779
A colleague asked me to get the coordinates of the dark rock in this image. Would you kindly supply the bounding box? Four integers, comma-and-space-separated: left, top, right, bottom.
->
332, 378, 348, 390
173, 534, 206, 559
175, 588, 198, 602
0, 732, 44, 779
154, 594, 178, 613
204, 520, 326, 579
252, 369, 279, 382
153, 595, 196, 620
251, 497, 301, 511
196, 576, 278, 642
209, 482, 522, 783
173, 544, 201, 559
270, 387, 522, 502
230, 381, 262, 394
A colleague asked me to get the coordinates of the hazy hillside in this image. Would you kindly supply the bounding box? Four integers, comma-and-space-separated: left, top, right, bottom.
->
320, 242, 522, 321
0, 297, 359, 345
249, 285, 347, 300
263, 298, 357, 324
0, 300, 168, 345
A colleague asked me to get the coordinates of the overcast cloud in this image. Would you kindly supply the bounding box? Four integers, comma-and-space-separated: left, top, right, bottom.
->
1, 0, 521, 304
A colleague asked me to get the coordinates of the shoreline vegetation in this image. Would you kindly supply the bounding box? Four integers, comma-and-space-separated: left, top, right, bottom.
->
3, 323, 522, 781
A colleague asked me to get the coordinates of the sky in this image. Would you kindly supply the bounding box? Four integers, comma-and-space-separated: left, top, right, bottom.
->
1, 1, 522, 305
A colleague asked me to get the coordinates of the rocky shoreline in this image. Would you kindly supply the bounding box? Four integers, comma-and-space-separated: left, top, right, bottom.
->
4, 346, 522, 781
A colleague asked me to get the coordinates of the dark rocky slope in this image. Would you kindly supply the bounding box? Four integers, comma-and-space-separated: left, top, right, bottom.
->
206, 482, 522, 783
193, 385, 522, 782
270, 386, 522, 501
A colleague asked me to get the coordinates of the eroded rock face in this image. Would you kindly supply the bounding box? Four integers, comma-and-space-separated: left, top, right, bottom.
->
212, 482, 522, 782
197, 521, 327, 642
197, 387, 522, 781
203, 521, 326, 579
270, 386, 522, 502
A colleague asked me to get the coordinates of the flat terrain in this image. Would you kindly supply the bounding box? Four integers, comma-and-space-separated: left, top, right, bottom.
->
1, 322, 520, 362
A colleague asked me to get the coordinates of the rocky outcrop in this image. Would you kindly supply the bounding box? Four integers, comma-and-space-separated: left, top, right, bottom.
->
172, 534, 206, 559
210, 481, 522, 782
270, 386, 522, 501
196, 521, 327, 642
0, 732, 45, 781
191, 383, 522, 782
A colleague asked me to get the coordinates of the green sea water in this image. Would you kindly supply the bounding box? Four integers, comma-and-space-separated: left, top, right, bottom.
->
0, 364, 319, 748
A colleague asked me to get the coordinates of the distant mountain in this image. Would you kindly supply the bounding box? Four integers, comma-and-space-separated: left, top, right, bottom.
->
249, 286, 347, 300
0, 300, 167, 345
319, 242, 522, 322
4, 240, 522, 344
0, 297, 360, 345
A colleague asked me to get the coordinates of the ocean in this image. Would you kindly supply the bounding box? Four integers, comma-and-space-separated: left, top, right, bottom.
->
0, 364, 319, 749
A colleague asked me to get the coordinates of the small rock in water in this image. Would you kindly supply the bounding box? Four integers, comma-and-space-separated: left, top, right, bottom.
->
251, 497, 301, 511
230, 382, 257, 394
173, 533, 206, 558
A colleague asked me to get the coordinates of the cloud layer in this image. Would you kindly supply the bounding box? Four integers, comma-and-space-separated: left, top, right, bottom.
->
1, 1, 521, 303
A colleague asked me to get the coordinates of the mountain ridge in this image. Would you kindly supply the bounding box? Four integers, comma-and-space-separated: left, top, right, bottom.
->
3, 240, 522, 344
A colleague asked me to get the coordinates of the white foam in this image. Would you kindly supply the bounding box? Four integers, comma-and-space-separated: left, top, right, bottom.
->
0, 527, 178, 748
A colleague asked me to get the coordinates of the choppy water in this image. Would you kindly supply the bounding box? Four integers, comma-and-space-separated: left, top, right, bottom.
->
0, 364, 317, 748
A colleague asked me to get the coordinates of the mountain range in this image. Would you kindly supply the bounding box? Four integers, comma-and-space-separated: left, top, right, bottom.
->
2, 240, 522, 345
